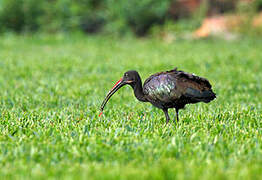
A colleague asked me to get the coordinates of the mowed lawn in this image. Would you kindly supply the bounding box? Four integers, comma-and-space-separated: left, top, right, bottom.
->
0, 34, 261, 179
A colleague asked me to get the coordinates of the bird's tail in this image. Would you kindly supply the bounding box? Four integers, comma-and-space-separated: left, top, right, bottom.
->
184, 88, 216, 103
200, 90, 216, 103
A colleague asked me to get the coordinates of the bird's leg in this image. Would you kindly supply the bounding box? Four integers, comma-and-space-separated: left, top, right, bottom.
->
163, 108, 170, 124
175, 108, 179, 123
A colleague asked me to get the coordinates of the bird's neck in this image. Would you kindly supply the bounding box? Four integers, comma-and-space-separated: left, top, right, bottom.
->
133, 80, 146, 102
134, 83, 146, 102
132, 76, 147, 102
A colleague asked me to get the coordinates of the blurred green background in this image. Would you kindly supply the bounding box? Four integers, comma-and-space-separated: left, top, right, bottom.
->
1, 0, 262, 179
1, 0, 262, 36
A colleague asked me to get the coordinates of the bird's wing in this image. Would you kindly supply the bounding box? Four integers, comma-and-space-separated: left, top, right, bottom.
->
143, 68, 215, 104
143, 72, 180, 103
175, 70, 212, 90
174, 70, 215, 103
143, 67, 178, 86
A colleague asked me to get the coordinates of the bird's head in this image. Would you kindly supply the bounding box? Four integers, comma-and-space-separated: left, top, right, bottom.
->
99, 70, 139, 115
122, 70, 140, 86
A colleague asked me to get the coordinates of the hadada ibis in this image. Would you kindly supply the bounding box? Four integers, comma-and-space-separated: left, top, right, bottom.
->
100, 68, 216, 123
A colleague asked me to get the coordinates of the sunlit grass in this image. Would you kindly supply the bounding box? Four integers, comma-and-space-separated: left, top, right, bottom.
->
0, 34, 261, 179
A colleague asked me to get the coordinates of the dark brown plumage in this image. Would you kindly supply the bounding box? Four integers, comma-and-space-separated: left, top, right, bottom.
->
100, 68, 216, 123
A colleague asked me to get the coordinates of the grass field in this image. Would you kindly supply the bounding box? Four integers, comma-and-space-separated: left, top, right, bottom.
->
0, 34, 262, 179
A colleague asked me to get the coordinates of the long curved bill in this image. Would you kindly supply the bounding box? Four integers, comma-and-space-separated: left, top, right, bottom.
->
99, 78, 125, 116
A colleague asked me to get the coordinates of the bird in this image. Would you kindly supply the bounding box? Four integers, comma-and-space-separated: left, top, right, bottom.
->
100, 68, 216, 124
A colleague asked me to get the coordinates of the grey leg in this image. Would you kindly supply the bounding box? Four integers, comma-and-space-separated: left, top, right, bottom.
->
163, 108, 170, 124
175, 108, 179, 123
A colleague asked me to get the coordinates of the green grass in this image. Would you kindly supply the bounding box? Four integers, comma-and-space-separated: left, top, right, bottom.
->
0, 34, 262, 179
